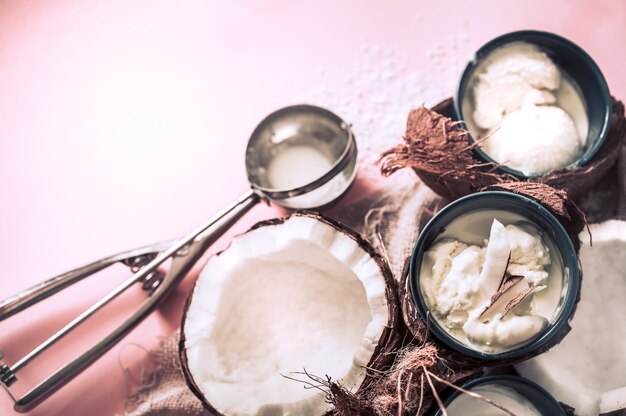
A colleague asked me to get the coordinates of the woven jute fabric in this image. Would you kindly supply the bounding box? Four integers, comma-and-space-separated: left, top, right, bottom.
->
122, 329, 207, 415
122, 137, 626, 415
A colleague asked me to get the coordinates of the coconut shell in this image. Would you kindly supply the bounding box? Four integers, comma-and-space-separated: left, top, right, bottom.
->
380, 101, 506, 202
179, 294, 221, 415
178, 212, 404, 416
483, 181, 586, 252
380, 97, 626, 202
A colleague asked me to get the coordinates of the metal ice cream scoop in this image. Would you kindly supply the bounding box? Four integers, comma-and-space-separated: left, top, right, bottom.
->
0, 104, 357, 412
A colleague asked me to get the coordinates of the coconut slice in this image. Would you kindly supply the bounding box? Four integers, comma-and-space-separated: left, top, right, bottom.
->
479, 275, 526, 322
515, 220, 626, 416
179, 213, 400, 416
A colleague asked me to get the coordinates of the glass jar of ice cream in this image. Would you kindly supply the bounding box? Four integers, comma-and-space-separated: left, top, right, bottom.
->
409, 191, 580, 360
454, 30, 611, 178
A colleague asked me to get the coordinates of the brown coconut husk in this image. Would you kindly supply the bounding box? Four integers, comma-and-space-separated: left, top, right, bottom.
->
327, 342, 479, 416
322, 336, 480, 416
379, 100, 507, 201
178, 212, 405, 416
380, 97, 626, 202
483, 181, 586, 252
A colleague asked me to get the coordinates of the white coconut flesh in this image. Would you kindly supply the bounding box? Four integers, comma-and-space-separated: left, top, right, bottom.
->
182, 216, 390, 416
516, 220, 626, 416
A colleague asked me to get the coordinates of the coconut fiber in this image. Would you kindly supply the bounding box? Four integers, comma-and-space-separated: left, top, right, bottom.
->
380, 98, 626, 203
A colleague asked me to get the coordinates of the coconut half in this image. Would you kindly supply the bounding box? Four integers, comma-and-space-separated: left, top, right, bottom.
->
179, 213, 400, 416
515, 220, 626, 416
380, 98, 625, 202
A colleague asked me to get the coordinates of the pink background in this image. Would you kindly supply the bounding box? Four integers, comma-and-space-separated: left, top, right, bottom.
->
0, 1, 624, 415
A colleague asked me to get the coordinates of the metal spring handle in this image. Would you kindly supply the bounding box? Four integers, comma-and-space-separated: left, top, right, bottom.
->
0, 190, 259, 412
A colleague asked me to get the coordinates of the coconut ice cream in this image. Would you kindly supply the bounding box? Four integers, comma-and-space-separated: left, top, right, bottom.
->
462, 41, 589, 175
420, 213, 563, 354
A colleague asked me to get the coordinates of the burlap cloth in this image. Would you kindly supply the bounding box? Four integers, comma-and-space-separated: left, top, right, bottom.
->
121, 140, 626, 415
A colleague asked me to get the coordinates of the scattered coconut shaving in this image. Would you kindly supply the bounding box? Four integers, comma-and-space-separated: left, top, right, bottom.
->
380, 98, 626, 201
480, 274, 524, 321
501, 285, 544, 319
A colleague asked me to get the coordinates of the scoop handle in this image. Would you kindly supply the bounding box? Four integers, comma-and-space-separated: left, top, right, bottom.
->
0, 241, 172, 322
1, 189, 260, 412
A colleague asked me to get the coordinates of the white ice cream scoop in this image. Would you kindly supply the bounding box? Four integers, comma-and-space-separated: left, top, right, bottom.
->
471, 41, 561, 130
483, 101, 584, 175
454, 30, 612, 178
